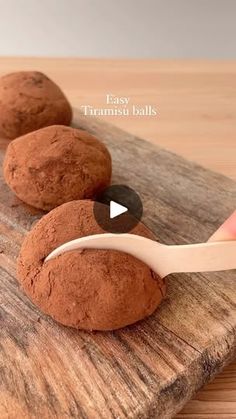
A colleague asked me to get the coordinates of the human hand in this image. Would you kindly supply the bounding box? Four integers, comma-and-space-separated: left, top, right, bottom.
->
208, 210, 236, 242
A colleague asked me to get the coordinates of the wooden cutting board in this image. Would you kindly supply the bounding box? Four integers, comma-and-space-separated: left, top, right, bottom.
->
0, 110, 236, 419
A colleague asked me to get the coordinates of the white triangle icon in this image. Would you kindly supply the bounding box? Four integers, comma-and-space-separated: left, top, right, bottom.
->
110, 200, 128, 219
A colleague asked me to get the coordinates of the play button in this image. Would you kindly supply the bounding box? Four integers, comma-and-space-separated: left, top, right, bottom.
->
93, 184, 143, 233
110, 201, 128, 219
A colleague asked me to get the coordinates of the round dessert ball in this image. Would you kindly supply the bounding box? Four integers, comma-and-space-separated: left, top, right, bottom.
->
17, 200, 166, 331
0, 71, 72, 139
3, 125, 112, 211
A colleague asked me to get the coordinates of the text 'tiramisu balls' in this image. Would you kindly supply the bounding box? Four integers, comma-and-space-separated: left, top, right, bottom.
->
17, 200, 166, 331
3, 125, 112, 210
0, 71, 72, 139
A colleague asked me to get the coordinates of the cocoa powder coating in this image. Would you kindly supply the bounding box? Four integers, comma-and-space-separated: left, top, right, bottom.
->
0, 71, 72, 139
3, 125, 112, 210
17, 200, 166, 331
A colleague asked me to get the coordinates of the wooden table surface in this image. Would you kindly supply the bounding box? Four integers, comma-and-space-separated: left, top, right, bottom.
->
0, 57, 236, 418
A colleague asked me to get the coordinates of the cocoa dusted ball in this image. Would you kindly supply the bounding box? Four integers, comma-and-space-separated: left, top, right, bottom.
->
0, 71, 72, 139
3, 125, 112, 211
17, 200, 166, 331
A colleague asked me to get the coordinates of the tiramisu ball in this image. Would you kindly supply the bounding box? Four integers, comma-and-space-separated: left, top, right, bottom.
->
3, 125, 112, 210
17, 200, 166, 331
0, 71, 72, 139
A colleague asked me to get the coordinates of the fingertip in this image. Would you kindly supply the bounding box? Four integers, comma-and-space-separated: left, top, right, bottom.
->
208, 210, 236, 242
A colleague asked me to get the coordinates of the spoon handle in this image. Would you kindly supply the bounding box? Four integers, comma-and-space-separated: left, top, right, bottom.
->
45, 233, 236, 279
162, 240, 236, 277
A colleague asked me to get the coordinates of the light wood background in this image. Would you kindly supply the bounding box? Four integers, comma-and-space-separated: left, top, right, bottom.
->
0, 57, 236, 418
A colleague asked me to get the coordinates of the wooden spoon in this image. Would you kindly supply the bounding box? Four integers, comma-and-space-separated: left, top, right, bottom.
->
45, 233, 236, 278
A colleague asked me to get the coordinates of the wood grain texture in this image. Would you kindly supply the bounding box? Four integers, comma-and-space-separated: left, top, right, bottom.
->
0, 58, 235, 181
0, 109, 236, 418
177, 363, 236, 419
